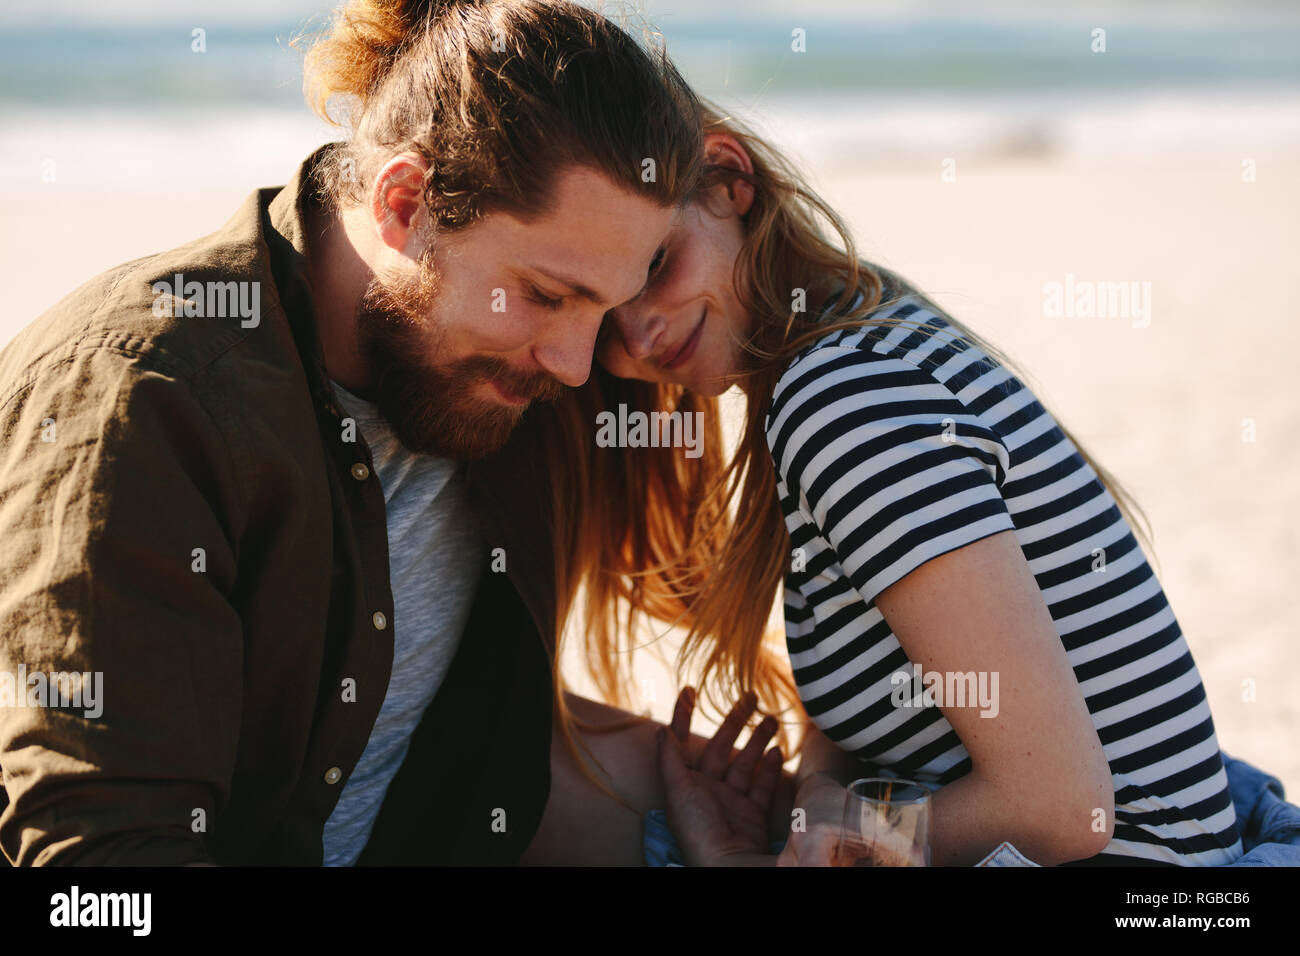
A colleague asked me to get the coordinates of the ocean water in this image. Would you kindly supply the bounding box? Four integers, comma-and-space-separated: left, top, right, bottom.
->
1, 11, 1298, 188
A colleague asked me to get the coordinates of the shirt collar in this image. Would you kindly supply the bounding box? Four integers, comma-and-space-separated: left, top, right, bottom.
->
265, 143, 347, 421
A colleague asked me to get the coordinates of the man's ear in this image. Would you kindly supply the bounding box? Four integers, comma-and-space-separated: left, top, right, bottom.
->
703, 132, 755, 218
369, 151, 430, 255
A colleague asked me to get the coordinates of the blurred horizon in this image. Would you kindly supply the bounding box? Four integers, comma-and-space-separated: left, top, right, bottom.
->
2, 1, 1298, 194
4, 2, 1298, 105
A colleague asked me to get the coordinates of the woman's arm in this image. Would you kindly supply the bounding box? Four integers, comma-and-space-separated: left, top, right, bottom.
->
872, 528, 1115, 866
781, 530, 1115, 866
794, 712, 863, 787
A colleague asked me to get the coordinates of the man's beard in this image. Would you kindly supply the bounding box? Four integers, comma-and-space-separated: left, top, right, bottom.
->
354, 257, 565, 460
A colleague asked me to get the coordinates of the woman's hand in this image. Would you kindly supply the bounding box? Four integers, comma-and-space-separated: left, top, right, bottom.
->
778, 772, 929, 866
777, 771, 846, 866
656, 687, 784, 866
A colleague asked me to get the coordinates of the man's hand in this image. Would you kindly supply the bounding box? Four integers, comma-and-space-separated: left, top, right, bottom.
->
656, 688, 783, 867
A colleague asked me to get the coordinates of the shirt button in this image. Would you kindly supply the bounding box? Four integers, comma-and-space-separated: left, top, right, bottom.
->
351, 462, 370, 481
372, 611, 387, 631
324, 767, 342, 785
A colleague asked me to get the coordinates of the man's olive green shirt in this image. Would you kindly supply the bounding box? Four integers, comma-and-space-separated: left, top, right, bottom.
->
0, 146, 556, 866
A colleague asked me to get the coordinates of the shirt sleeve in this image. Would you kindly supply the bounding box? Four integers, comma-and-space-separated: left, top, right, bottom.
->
766, 344, 1017, 606
0, 344, 244, 865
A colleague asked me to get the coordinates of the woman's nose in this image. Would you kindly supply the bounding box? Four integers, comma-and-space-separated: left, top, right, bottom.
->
609, 303, 666, 362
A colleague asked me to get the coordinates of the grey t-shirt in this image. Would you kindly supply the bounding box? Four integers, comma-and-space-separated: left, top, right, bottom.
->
321, 380, 487, 866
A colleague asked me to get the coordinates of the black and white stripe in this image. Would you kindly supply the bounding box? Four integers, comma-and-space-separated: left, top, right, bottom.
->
765, 290, 1242, 865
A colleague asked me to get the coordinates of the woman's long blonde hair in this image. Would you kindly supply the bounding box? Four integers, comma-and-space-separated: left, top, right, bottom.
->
541, 99, 1151, 766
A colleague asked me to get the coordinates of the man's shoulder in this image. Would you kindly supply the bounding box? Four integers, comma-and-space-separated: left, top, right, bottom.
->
0, 187, 289, 411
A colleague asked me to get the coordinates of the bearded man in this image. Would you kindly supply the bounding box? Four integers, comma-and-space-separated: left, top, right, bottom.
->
0, 0, 701, 866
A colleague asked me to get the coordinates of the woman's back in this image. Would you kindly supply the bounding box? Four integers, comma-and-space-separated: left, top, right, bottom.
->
765, 285, 1243, 865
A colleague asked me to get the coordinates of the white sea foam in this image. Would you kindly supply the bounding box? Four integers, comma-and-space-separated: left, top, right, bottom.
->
3, 86, 1296, 199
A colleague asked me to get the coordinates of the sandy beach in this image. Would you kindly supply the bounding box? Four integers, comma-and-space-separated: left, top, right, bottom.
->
2, 126, 1296, 797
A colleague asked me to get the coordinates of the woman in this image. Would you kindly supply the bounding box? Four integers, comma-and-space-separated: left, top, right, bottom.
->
539, 100, 1245, 867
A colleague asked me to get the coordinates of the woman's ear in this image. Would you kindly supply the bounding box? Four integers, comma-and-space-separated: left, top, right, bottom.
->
369, 151, 430, 256
703, 132, 756, 217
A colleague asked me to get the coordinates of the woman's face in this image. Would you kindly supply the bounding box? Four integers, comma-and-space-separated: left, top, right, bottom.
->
596, 134, 756, 397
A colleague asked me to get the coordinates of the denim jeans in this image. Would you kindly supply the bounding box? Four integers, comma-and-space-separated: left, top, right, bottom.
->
1222, 750, 1300, 866
645, 750, 1300, 866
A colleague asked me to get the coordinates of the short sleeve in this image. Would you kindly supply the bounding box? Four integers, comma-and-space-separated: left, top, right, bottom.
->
766, 345, 1016, 605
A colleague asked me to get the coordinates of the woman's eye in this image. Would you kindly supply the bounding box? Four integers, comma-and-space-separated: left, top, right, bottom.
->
648, 247, 666, 277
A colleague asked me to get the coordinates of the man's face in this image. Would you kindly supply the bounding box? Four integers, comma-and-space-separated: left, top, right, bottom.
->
359, 164, 678, 460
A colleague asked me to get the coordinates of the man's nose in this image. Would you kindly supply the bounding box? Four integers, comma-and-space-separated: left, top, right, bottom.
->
531, 306, 608, 388
608, 302, 665, 362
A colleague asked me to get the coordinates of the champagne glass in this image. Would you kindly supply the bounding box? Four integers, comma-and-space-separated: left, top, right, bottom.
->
836, 777, 931, 866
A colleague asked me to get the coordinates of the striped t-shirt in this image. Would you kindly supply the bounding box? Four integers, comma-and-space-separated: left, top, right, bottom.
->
766, 288, 1242, 865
